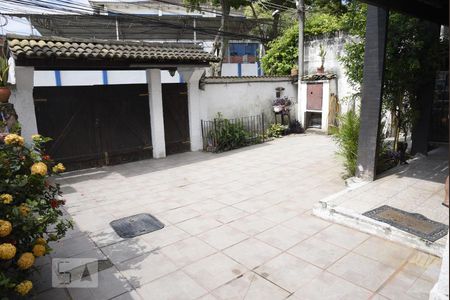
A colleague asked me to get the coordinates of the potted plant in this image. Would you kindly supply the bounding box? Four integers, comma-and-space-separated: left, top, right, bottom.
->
0, 55, 10, 103
272, 96, 292, 113
317, 44, 327, 74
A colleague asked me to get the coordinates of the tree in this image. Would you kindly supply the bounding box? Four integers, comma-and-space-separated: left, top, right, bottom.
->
185, 0, 249, 75
261, 24, 298, 75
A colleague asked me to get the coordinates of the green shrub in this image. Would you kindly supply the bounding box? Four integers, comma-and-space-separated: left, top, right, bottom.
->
332, 110, 360, 178
267, 123, 288, 138
209, 114, 249, 152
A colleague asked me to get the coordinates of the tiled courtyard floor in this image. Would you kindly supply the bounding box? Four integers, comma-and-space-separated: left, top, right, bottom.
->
314, 146, 449, 256
30, 135, 444, 300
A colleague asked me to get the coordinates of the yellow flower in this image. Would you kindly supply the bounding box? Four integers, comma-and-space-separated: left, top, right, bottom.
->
0, 193, 13, 204
18, 204, 30, 217
15, 280, 33, 296
17, 252, 35, 270
35, 237, 47, 245
0, 220, 12, 237
4, 134, 24, 146
0, 243, 16, 260
52, 163, 66, 173
32, 244, 46, 257
30, 162, 48, 176
31, 134, 42, 141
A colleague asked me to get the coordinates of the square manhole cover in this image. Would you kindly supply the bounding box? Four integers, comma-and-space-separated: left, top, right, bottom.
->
110, 213, 164, 238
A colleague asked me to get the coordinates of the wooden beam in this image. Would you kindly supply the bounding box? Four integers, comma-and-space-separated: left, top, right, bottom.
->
361, 0, 448, 25
356, 5, 389, 181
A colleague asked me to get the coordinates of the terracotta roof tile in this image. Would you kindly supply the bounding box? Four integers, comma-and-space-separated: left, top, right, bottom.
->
6, 35, 220, 65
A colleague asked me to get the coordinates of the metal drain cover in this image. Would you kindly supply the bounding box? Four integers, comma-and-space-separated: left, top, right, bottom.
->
363, 205, 448, 242
110, 213, 164, 238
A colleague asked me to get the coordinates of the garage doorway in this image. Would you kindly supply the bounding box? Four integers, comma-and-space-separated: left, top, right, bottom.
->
34, 83, 191, 170
34, 84, 152, 170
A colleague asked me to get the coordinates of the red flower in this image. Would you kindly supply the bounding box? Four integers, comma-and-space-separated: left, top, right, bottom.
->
42, 155, 51, 161
50, 199, 65, 208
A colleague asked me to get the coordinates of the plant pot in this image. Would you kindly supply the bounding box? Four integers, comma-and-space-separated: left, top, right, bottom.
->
0, 87, 11, 103
273, 106, 283, 113
316, 66, 325, 74
291, 68, 299, 77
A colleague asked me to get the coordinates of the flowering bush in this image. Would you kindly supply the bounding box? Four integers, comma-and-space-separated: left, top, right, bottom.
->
0, 133, 72, 298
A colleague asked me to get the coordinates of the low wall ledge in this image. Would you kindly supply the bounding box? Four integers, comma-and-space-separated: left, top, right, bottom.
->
202, 76, 295, 84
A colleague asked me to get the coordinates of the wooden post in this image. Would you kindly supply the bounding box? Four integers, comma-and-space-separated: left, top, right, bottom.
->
355, 5, 389, 180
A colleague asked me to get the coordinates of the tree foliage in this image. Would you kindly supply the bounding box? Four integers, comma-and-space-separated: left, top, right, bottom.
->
261, 24, 299, 75
340, 6, 443, 149
261, 0, 360, 75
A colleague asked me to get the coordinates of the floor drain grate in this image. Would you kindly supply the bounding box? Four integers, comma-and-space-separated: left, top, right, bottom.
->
363, 205, 448, 242
110, 213, 165, 238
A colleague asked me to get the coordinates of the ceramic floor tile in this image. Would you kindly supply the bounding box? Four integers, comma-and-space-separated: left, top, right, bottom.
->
160, 236, 217, 267
406, 277, 434, 300
208, 206, 249, 224
211, 272, 290, 300
89, 226, 124, 248
353, 237, 415, 268
378, 270, 420, 300
139, 225, 190, 249
281, 214, 331, 236
32, 288, 71, 300
223, 238, 282, 269
183, 252, 247, 291
177, 216, 223, 235
111, 290, 144, 300
198, 225, 249, 250
328, 252, 396, 292
403, 252, 438, 277
116, 251, 178, 288
255, 225, 309, 250
162, 206, 201, 224
256, 205, 299, 223
254, 253, 322, 293
101, 238, 153, 264
67, 267, 132, 300
287, 236, 349, 269
289, 271, 372, 300
136, 270, 208, 300
228, 214, 276, 236
314, 224, 369, 250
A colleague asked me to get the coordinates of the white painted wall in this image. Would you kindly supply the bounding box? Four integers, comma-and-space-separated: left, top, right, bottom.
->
33, 71, 55, 87
60, 71, 103, 86
34, 70, 181, 86
146, 69, 166, 159
304, 33, 359, 114
199, 78, 297, 125
9, 67, 38, 143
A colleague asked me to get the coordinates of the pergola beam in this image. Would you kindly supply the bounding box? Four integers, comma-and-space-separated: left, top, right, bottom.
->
361, 0, 448, 25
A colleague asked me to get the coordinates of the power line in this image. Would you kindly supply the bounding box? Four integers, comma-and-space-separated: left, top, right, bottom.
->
2, 0, 273, 41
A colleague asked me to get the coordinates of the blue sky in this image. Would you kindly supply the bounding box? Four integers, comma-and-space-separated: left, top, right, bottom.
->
0, 0, 90, 35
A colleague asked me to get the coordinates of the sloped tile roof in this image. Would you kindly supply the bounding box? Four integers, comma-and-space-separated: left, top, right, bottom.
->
6, 35, 220, 65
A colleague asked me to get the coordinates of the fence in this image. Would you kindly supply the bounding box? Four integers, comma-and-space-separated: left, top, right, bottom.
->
201, 114, 265, 152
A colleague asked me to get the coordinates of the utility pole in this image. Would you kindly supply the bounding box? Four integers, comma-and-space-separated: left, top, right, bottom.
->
297, 0, 305, 77
296, 0, 305, 127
